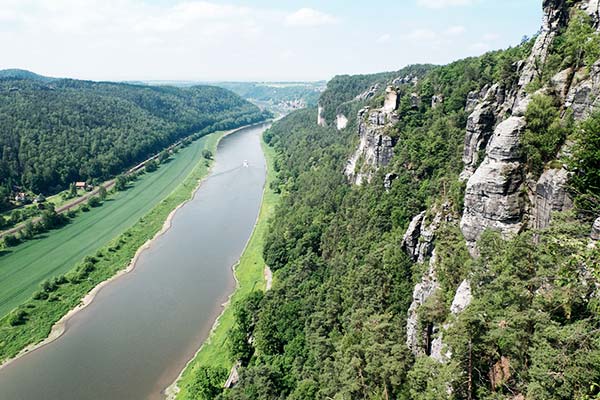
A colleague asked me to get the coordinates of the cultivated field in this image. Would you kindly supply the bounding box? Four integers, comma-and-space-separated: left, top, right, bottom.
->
0, 134, 214, 317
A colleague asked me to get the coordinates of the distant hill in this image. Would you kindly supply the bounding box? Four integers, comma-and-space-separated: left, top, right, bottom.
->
0, 69, 55, 82
0, 74, 269, 200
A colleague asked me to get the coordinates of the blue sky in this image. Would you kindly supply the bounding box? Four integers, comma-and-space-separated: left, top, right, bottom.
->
0, 0, 542, 81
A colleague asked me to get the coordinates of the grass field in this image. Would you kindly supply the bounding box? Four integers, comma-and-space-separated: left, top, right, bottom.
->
0, 128, 233, 362
0, 133, 217, 318
174, 135, 278, 399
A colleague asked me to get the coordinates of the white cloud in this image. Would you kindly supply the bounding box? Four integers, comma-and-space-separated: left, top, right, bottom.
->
445, 25, 466, 36
417, 0, 473, 9
285, 8, 338, 27
406, 28, 437, 40
483, 33, 500, 41
376, 33, 391, 43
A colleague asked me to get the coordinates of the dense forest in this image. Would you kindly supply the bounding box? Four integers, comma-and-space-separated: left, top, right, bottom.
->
187, 3, 600, 400
0, 72, 269, 203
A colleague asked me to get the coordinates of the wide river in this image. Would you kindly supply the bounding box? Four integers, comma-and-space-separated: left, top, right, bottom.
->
0, 123, 269, 400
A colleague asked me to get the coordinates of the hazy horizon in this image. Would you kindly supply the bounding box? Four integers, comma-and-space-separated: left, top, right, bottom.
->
1, 0, 541, 82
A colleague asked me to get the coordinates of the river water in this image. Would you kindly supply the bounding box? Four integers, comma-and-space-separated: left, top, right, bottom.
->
0, 123, 269, 400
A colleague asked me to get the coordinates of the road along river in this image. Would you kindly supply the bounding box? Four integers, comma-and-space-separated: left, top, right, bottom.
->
0, 123, 269, 400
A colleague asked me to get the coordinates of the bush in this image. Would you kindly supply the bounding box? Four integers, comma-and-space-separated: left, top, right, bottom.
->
8, 310, 27, 326
115, 175, 127, 191
145, 160, 158, 173
3, 234, 19, 247
202, 150, 213, 160
523, 94, 569, 176
87, 196, 101, 208
187, 366, 228, 400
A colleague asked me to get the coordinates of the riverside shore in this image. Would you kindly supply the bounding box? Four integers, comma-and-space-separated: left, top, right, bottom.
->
0, 122, 268, 372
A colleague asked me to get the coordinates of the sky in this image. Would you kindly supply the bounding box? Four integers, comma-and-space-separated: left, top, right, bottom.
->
0, 0, 542, 82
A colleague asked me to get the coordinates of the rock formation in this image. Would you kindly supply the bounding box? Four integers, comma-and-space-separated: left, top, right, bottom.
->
317, 105, 326, 127
532, 167, 573, 229
591, 217, 600, 240
336, 114, 348, 130
344, 89, 399, 184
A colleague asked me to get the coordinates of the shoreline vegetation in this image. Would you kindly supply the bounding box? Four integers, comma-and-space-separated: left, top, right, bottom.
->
168, 130, 278, 400
0, 121, 267, 368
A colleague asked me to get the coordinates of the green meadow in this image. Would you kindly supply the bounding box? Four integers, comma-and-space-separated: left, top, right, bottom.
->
0, 132, 217, 318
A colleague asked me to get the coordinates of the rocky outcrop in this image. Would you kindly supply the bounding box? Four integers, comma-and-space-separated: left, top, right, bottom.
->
344, 100, 398, 184
383, 86, 399, 113
517, 0, 570, 96
406, 253, 439, 355
461, 117, 526, 254
450, 280, 472, 314
317, 105, 326, 127
591, 217, 600, 240
565, 60, 600, 120
431, 94, 444, 109
532, 167, 573, 229
384, 173, 397, 191
393, 74, 419, 86
402, 208, 450, 263
336, 114, 348, 130
402, 212, 426, 261
460, 84, 504, 180
355, 83, 380, 101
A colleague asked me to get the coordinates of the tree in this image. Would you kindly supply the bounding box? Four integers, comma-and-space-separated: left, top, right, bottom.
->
68, 183, 77, 198
3, 234, 19, 247
98, 186, 107, 200
158, 150, 170, 163
145, 160, 158, 173
115, 175, 127, 191
87, 196, 101, 208
187, 366, 228, 400
202, 150, 213, 160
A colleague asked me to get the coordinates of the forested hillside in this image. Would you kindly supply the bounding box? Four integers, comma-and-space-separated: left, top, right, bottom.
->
0, 73, 269, 201
208, 1, 600, 399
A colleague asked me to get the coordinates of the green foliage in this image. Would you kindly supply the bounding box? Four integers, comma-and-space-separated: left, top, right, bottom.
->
444, 215, 600, 400
8, 310, 27, 326
145, 160, 158, 173
318, 65, 433, 123
538, 10, 600, 87
187, 366, 228, 400
98, 186, 107, 200
568, 110, 600, 216
523, 94, 570, 176
202, 149, 213, 160
115, 175, 127, 191
0, 76, 267, 195
87, 196, 101, 208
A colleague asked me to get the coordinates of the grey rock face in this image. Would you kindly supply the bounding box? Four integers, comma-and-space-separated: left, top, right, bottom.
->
406, 254, 439, 355
566, 61, 600, 120
518, 0, 569, 93
336, 114, 348, 130
591, 217, 600, 240
460, 84, 503, 180
402, 212, 426, 261
317, 105, 327, 127
461, 117, 526, 254
355, 83, 380, 101
384, 172, 397, 191
345, 102, 398, 184
383, 86, 399, 113
431, 94, 444, 109
533, 168, 573, 229
450, 280, 472, 314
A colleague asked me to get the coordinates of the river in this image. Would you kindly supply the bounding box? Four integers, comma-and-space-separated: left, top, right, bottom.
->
0, 123, 269, 399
